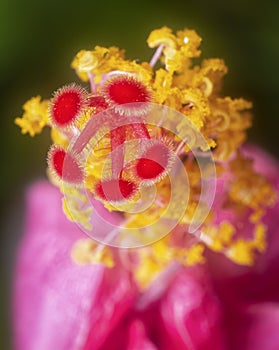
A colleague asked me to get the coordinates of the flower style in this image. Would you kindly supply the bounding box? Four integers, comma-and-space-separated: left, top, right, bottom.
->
14, 27, 279, 349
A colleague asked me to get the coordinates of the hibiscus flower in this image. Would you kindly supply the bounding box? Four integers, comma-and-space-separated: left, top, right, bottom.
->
13, 27, 279, 349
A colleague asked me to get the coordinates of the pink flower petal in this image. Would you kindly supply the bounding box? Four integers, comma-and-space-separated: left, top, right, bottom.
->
13, 181, 137, 350
228, 303, 279, 350
156, 266, 227, 350
242, 144, 279, 182
127, 319, 158, 350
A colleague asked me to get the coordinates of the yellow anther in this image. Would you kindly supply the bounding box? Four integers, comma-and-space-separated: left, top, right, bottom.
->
15, 96, 49, 136
71, 238, 114, 268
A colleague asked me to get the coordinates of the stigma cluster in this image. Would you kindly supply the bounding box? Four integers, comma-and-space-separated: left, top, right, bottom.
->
15, 27, 276, 285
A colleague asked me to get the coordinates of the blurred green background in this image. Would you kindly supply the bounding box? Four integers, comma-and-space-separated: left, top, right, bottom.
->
1, 0, 279, 348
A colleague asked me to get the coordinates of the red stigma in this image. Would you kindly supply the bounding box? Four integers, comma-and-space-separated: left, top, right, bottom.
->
95, 178, 138, 202
50, 84, 87, 127
48, 146, 84, 184
103, 75, 151, 116
136, 158, 165, 180
50, 147, 65, 178
135, 143, 172, 181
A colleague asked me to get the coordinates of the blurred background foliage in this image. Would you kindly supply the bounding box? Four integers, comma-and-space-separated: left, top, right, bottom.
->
1, 0, 279, 348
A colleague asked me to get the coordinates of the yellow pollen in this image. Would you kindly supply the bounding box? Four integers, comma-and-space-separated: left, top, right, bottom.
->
15, 96, 49, 137
71, 238, 114, 268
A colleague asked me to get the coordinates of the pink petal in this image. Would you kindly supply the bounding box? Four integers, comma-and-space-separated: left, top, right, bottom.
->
82, 267, 137, 350
127, 319, 158, 350
13, 181, 137, 350
242, 144, 279, 182
156, 266, 227, 350
228, 303, 279, 350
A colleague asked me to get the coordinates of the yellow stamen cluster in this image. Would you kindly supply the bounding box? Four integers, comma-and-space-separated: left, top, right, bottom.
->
15, 27, 277, 289
71, 45, 153, 86
62, 186, 93, 231
71, 238, 114, 268
201, 221, 267, 265
229, 153, 276, 211
135, 236, 205, 289
15, 96, 49, 137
